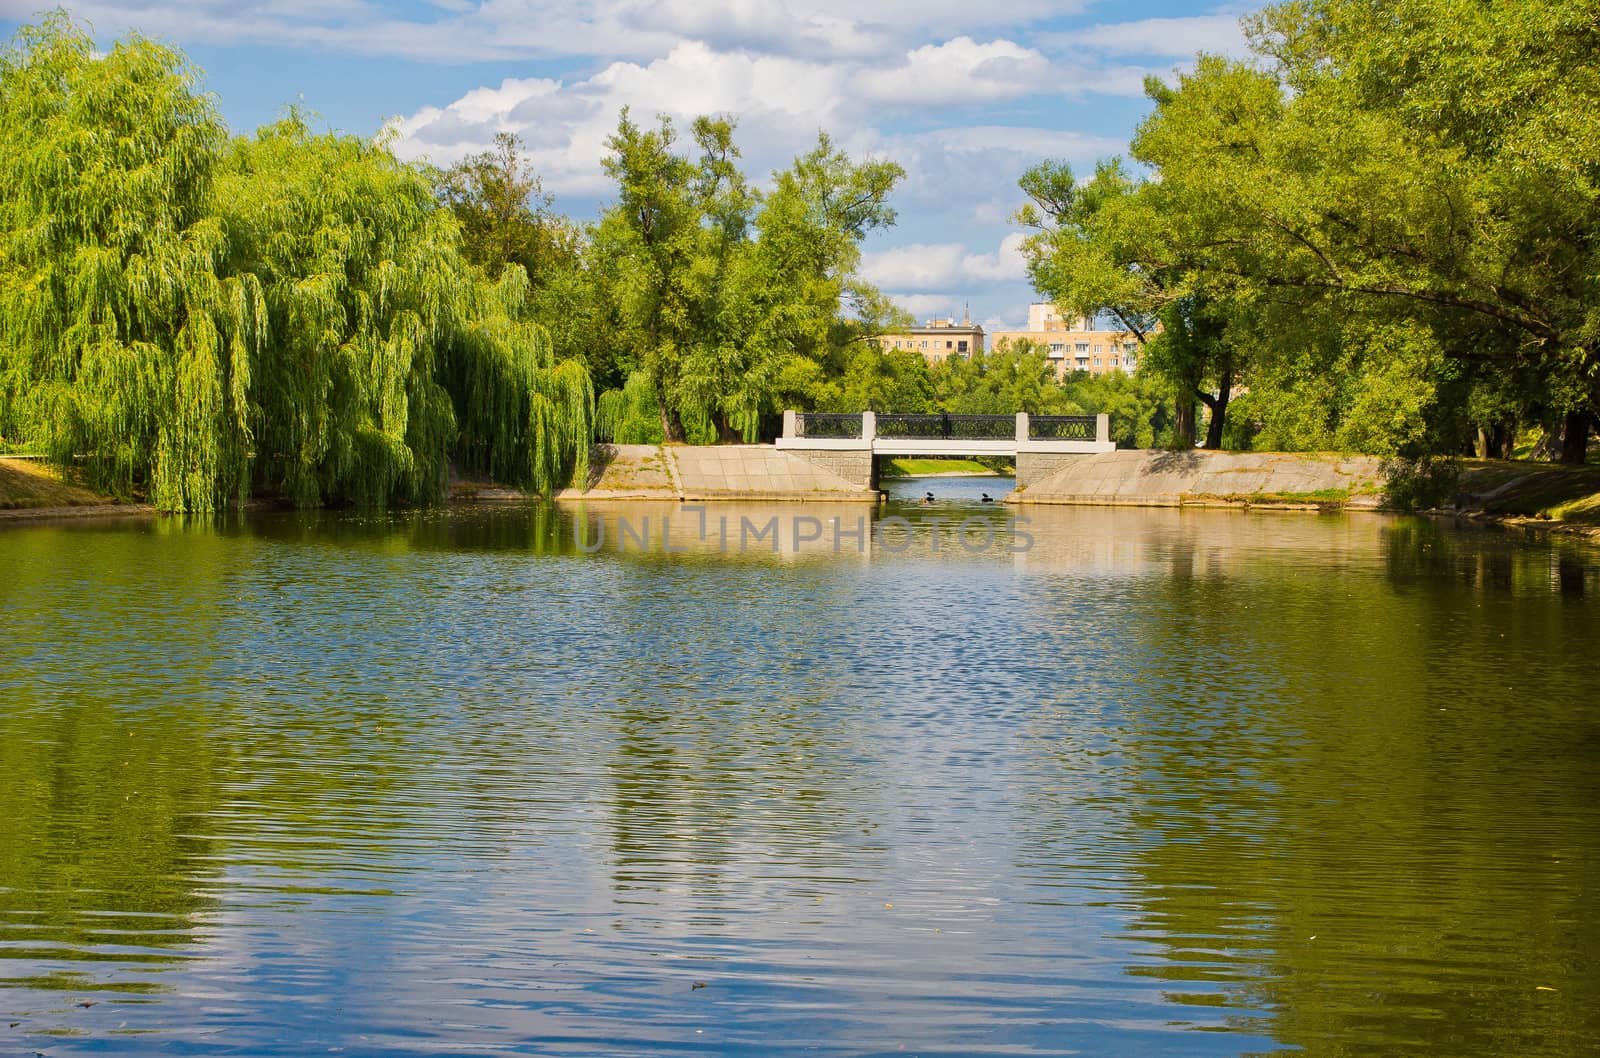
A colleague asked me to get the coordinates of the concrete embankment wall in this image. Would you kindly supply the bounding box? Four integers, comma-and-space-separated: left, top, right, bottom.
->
552, 444, 877, 502
1013, 449, 1388, 508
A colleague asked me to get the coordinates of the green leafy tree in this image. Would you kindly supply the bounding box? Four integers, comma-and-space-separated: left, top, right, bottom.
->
433, 132, 578, 281
931, 343, 1079, 415
1061, 370, 1175, 449
0, 14, 592, 508
1019, 0, 1600, 461
0, 13, 254, 508
593, 110, 705, 442
218, 116, 466, 506
1016, 158, 1242, 447
593, 111, 902, 441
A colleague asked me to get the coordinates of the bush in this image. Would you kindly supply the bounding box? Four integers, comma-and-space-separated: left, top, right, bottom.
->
1381, 456, 1462, 510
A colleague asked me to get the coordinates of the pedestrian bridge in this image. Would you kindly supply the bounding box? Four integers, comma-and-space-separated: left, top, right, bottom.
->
775, 411, 1114, 489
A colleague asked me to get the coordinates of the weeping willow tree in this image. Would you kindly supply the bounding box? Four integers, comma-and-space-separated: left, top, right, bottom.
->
443, 265, 593, 493
0, 13, 261, 509
223, 117, 594, 504
596, 372, 665, 444
0, 13, 593, 509
217, 116, 472, 507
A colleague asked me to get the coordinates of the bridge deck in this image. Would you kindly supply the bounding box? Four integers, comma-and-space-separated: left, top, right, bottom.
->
776, 411, 1114, 456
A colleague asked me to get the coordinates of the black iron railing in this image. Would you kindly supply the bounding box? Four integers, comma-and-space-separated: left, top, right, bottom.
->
876, 413, 1013, 440
796, 412, 864, 439
1028, 415, 1097, 441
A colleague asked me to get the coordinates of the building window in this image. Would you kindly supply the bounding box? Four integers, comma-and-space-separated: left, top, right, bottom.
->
1126, 355, 1137, 369
1111, 357, 1120, 367
958, 340, 968, 352
1093, 357, 1102, 366
946, 340, 953, 349
1049, 342, 1064, 356
1075, 342, 1089, 353
921, 340, 928, 349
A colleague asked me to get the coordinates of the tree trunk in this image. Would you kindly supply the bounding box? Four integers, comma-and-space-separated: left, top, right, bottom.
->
1173, 393, 1197, 448
1530, 428, 1560, 461
1479, 421, 1511, 460
1199, 366, 1233, 450
714, 411, 740, 444
656, 378, 683, 443
1559, 410, 1590, 465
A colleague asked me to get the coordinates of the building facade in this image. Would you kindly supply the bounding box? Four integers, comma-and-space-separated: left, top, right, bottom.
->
873, 317, 986, 364
987, 303, 1143, 379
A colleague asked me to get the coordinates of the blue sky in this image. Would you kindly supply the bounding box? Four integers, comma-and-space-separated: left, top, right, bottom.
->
1, 1, 1256, 329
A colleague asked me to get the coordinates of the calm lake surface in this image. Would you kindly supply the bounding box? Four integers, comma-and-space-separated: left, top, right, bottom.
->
3, 476, 1597, 1057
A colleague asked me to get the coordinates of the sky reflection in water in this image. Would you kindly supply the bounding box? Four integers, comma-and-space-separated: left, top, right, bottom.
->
2, 486, 1597, 1056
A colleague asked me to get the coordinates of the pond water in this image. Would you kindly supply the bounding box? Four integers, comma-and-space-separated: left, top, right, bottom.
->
2, 483, 1597, 1057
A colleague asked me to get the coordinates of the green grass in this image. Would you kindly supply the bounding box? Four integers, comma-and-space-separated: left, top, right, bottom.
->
1549, 493, 1600, 525
1251, 488, 1352, 503
1458, 460, 1600, 518
881, 457, 1008, 477
0, 457, 114, 509
1190, 488, 1352, 506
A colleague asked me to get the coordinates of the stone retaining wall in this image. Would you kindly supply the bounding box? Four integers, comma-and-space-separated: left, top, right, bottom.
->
1015, 452, 1086, 488
780, 449, 876, 490
1015, 449, 1388, 507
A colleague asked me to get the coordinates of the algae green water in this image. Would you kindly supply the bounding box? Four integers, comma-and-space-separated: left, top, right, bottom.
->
2, 479, 1597, 1056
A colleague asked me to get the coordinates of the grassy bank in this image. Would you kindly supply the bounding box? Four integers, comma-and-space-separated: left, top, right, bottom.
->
0, 457, 117, 510
880, 457, 1008, 478
1457, 460, 1600, 526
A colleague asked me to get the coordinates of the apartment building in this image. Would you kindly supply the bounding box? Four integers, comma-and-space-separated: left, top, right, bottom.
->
987, 303, 1143, 379
872, 316, 986, 364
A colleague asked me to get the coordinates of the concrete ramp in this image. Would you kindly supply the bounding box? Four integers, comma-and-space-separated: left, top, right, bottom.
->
550, 444, 678, 499
671, 445, 874, 501
555, 444, 875, 502
1015, 449, 1388, 507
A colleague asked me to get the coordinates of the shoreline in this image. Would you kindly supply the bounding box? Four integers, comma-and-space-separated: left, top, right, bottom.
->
881, 470, 1007, 479
7, 494, 1599, 544
7, 448, 1600, 542
0, 502, 155, 522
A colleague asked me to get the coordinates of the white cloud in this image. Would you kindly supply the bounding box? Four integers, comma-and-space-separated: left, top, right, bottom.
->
962, 232, 1029, 282
862, 244, 966, 289
1064, 14, 1249, 59
12, 0, 1090, 63
386, 32, 1134, 202
888, 293, 964, 318
855, 37, 1052, 107
857, 125, 1127, 224
631, 0, 888, 59
388, 42, 851, 191
861, 232, 1028, 290
983, 305, 1031, 330
585, 41, 847, 124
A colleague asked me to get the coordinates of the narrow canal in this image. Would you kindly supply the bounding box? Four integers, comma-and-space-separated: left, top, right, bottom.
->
2, 501, 1596, 1056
